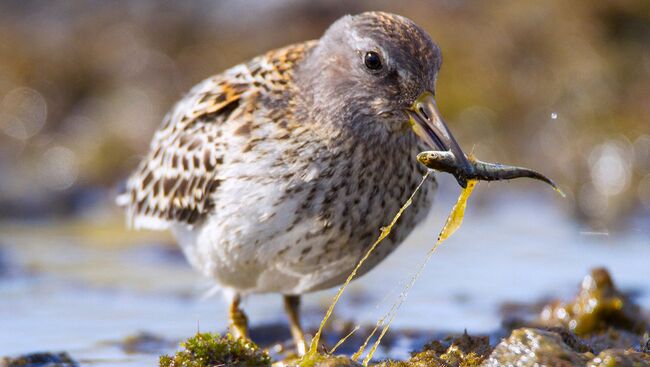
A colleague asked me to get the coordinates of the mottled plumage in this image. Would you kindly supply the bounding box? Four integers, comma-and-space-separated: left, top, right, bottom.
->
121, 11, 468, 353
125, 42, 316, 229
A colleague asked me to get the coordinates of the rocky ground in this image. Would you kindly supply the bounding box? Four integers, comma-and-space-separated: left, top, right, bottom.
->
5, 268, 647, 367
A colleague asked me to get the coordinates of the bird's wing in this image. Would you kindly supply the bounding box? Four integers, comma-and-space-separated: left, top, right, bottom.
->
120, 42, 316, 230
121, 74, 248, 230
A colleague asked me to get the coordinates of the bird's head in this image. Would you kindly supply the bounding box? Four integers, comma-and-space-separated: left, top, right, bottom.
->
299, 11, 473, 186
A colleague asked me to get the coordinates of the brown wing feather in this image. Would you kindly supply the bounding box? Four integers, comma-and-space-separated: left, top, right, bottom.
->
121, 41, 316, 229
123, 75, 246, 229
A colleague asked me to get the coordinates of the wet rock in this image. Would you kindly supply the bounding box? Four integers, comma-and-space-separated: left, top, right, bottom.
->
377, 332, 491, 367
483, 328, 593, 367
538, 268, 647, 336
0, 352, 78, 367
120, 331, 175, 354
544, 327, 594, 353
483, 268, 650, 366
587, 328, 646, 353
159, 332, 271, 367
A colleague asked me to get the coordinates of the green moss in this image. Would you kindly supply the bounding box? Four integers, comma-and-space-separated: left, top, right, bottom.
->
159, 332, 271, 367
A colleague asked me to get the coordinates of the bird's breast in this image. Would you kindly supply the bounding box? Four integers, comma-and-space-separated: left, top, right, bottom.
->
277, 133, 436, 273
189, 124, 436, 293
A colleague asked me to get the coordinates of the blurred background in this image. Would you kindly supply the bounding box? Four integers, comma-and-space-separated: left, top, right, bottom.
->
1, 0, 648, 228
0, 1, 648, 365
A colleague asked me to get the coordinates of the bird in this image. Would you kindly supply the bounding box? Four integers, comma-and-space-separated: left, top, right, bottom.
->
120, 11, 473, 355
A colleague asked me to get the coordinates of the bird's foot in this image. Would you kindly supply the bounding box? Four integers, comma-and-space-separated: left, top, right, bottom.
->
228, 295, 249, 339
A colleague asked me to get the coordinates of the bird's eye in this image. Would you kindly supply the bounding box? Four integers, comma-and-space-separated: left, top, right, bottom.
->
364, 51, 382, 70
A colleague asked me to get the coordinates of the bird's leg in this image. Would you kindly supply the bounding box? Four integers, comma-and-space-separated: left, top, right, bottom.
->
283, 294, 307, 356
228, 293, 249, 339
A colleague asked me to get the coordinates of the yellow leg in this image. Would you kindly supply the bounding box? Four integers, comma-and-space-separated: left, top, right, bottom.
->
228, 293, 248, 339
284, 295, 307, 356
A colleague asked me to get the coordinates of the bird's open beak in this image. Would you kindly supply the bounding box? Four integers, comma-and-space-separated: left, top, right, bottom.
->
407, 91, 474, 187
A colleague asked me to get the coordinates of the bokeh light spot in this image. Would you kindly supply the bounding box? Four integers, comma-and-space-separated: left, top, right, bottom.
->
39, 146, 79, 191
589, 142, 631, 197
0, 87, 47, 140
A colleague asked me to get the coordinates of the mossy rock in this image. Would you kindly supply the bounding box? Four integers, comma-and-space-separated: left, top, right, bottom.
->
588, 349, 650, 367
377, 332, 491, 367
483, 328, 593, 367
278, 354, 362, 367
159, 332, 271, 367
538, 268, 647, 336
378, 348, 485, 367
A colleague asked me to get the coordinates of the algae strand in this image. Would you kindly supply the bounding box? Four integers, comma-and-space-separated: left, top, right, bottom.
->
359, 180, 478, 365
330, 325, 360, 354
301, 170, 432, 365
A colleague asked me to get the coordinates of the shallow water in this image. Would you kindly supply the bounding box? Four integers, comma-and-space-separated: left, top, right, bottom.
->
1, 178, 649, 364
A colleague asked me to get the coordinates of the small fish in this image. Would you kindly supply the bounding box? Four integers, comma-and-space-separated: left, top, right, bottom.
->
416, 150, 564, 196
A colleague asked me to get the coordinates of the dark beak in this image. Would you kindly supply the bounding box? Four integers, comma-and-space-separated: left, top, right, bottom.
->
408, 91, 474, 187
